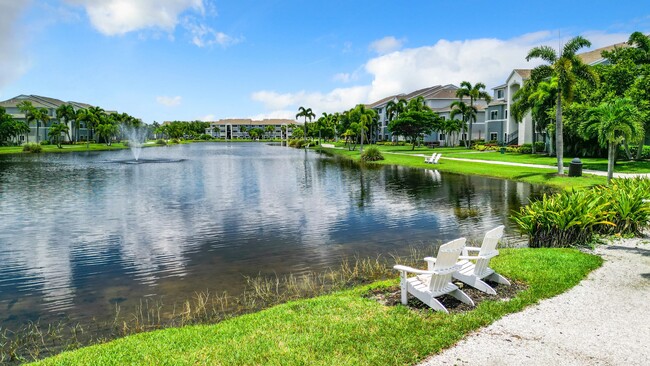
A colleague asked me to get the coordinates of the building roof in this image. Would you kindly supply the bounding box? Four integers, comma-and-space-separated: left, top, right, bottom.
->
366, 84, 460, 109
366, 94, 403, 108
0, 94, 97, 110
578, 42, 627, 65
488, 100, 507, 106
513, 69, 532, 79
492, 83, 506, 90
210, 118, 299, 126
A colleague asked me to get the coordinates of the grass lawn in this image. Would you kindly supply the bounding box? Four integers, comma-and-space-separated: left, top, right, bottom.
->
329, 143, 650, 174
322, 147, 606, 190
32, 248, 601, 366
0, 143, 133, 155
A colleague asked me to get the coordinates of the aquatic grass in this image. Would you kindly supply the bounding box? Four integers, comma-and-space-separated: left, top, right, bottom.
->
30, 248, 602, 366
2, 246, 439, 364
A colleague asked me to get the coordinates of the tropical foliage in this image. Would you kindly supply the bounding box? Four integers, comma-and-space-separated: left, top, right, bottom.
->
513, 178, 650, 247
455, 81, 491, 148
387, 96, 440, 150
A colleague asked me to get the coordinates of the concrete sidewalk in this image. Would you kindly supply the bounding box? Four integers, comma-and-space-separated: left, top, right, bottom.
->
406, 152, 650, 178
416, 238, 650, 366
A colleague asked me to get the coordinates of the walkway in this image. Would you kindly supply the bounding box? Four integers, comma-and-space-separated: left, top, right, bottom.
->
410, 153, 650, 178
417, 238, 650, 366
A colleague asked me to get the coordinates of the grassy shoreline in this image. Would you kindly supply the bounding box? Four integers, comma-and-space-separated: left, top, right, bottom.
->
319, 145, 607, 189
30, 248, 602, 365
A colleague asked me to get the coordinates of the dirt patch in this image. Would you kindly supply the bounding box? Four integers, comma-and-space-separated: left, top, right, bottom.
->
365, 280, 527, 313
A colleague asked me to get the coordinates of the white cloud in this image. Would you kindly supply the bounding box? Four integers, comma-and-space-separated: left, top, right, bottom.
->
66, 0, 204, 35
183, 19, 241, 47
249, 110, 297, 120
369, 36, 406, 55
251, 30, 630, 117
156, 95, 182, 107
333, 73, 351, 83
0, 1, 31, 90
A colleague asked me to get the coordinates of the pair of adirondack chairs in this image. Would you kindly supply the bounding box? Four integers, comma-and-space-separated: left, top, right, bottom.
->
393, 225, 509, 313
424, 153, 442, 164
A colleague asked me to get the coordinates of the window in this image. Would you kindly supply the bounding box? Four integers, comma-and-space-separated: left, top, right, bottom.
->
439, 133, 446, 141
504, 110, 508, 118
490, 132, 498, 141
504, 133, 508, 142
497, 89, 504, 99
490, 110, 498, 120
20, 135, 25, 141
440, 116, 446, 121
461, 133, 467, 141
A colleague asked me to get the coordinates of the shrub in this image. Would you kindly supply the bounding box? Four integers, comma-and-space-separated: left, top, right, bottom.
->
512, 178, 650, 247
40, 140, 50, 145
171, 138, 180, 144
519, 143, 533, 154
534, 141, 546, 152
505, 146, 519, 153
375, 141, 386, 145
155, 139, 167, 145
198, 134, 213, 140
360, 146, 384, 161
22, 142, 43, 153
289, 139, 309, 148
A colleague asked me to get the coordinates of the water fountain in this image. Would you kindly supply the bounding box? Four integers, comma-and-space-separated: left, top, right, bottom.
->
109, 126, 184, 164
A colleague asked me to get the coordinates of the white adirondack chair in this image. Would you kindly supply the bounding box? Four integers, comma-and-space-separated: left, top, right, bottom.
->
432, 153, 442, 164
394, 238, 474, 313
425, 225, 510, 295
424, 153, 438, 164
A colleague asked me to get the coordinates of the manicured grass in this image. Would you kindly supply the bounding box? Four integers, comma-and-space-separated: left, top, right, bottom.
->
0, 143, 132, 155
323, 147, 606, 189
333, 144, 650, 174
32, 248, 602, 366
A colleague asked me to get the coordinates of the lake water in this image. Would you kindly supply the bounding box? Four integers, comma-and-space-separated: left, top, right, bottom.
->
0, 143, 544, 328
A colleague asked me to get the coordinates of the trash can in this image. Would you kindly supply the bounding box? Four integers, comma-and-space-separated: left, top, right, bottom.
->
500, 147, 506, 154
568, 157, 582, 177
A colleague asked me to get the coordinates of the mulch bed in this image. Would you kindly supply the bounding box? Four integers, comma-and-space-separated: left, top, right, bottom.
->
365, 280, 527, 313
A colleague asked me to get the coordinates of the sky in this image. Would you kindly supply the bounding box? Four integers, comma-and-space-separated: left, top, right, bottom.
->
1, 0, 649, 124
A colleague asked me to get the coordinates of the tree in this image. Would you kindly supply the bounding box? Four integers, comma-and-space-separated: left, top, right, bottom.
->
526, 36, 598, 174
296, 106, 315, 143
449, 100, 476, 147
48, 122, 70, 148
386, 98, 407, 122
96, 123, 119, 145
388, 98, 440, 150
265, 125, 275, 139
580, 98, 643, 183
56, 104, 77, 143
348, 104, 377, 152
512, 77, 558, 154
456, 81, 492, 148
32, 107, 50, 143
17, 101, 35, 143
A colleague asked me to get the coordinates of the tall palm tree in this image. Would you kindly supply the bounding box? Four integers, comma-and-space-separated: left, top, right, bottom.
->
17, 101, 36, 143
526, 36, 598, 175
32, 108, 50, 143
351, 104, 377, 153
87, 106, 105, 143
56, 104, 77, 143
450, 101, 476, 147
296, 106, 315, 142
456, 81, 492, 148
580, 98, 643, 183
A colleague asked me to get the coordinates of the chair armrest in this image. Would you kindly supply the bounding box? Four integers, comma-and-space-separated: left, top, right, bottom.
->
393, 265, 435, 275
423, 256, 436, 263
464, 247, 481, 252
458, 255, 480, 260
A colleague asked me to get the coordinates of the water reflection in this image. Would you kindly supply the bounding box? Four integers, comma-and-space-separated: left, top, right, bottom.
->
0, 143, 547, 327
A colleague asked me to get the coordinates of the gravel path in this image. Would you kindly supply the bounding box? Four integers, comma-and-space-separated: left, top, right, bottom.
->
417, 238, 650, 366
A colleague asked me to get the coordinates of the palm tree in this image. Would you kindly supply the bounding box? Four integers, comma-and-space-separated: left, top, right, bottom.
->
48, 122, 70, 148
450, 101, 476, 147
456, 81, 492, 148
265, 125, 275, 139
526, 36, 598, 174
56, 104, 77, 143
296, 106, 315, 142
580, 98, 643, 183
16, 101, 36, 143
87, 106, 105, 143
350, 104, 377, 152
32, 108, 50, 143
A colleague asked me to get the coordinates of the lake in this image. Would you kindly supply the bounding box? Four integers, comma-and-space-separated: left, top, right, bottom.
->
0, 143, 544, 328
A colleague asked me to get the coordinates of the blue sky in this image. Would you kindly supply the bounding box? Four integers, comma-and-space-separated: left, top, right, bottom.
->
1, 1, 649, 123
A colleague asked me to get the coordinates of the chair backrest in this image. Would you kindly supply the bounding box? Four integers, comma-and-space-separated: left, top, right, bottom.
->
433, 238, 466, 271
479, 225, 505, 257
433, 154, 442, 163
